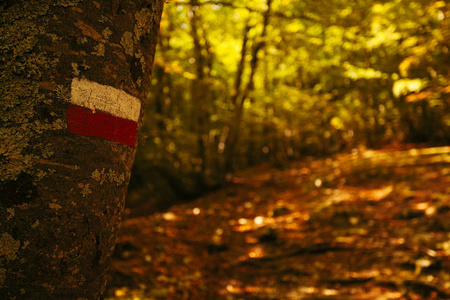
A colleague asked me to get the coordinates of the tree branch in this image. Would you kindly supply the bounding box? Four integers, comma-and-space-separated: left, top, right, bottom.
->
168, 0, 319, 24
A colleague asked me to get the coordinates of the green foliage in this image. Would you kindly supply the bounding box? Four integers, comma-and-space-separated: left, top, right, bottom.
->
129, 0, 450, 206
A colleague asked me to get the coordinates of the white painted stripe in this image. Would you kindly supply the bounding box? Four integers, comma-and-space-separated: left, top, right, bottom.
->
70, 78, 141, 122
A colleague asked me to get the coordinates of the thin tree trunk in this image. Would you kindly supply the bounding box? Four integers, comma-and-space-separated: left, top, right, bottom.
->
189, 2, 210, 189
224, 0, 272, 174
231, 21, 251, 105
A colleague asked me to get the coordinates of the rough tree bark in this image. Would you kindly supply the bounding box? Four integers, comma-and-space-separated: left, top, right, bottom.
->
0, 1, 164, 299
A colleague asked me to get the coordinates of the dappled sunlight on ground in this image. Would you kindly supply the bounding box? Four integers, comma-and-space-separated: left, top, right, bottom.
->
107, 146, 450, 299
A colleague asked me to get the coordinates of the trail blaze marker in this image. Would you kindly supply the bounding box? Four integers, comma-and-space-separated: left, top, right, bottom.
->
67, 78, 141, 147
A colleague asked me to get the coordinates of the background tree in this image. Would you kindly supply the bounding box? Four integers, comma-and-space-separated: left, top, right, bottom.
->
0, 0, 163, 299
128, 0, 449, 212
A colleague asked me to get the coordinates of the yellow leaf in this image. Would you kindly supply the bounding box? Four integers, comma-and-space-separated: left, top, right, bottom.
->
399, 56, 417, 77
405, 91, 432, 102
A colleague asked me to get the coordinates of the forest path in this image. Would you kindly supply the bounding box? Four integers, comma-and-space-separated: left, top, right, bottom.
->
107, 145, 450, 300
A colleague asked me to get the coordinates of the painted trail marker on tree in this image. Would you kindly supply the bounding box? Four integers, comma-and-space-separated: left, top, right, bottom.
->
67, 78, 141, 147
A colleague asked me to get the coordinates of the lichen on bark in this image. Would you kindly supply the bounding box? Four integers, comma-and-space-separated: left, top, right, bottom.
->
91, 168, 126, 186
1, 0, 165, 298
0, 3, 63, 183
120, 31, 135, 56
0, 233, 21, 261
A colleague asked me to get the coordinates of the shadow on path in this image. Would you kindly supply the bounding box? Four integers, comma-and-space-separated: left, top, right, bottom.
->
107, 146, 450, 300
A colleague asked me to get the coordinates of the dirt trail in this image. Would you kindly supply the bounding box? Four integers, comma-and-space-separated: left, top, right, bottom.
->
107, 146, 450, 300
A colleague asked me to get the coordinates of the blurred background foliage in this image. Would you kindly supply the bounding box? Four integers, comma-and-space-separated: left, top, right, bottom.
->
126, 0, 450, 212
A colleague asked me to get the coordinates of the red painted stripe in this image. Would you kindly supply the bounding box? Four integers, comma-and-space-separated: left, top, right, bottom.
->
67, 105, 137, 147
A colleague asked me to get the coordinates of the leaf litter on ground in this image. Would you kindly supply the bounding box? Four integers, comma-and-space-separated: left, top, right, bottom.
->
106, 145, 450, 300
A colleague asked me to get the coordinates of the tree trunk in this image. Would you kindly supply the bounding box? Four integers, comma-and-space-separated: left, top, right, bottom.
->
189, 3, 212, 189
0, 1, 163, 299
224, 0, 272, 174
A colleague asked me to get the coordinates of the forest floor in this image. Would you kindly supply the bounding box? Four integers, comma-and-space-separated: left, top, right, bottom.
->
106, 145, 450, 300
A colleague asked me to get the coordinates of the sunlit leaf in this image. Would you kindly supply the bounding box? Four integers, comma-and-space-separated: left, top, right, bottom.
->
393, 78, 428, 97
